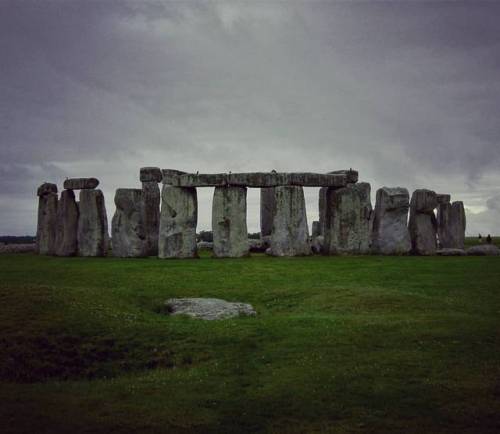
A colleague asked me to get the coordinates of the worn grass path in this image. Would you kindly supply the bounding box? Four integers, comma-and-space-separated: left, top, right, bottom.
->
0, 252, 499, 433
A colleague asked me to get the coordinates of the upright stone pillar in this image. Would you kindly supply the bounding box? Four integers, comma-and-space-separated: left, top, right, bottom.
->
269, 186, 311, 256
408, 189, 438, 255
158, 186, 198, 258
260, 187, 276, 238
36, 183, 58, 255
212, 186, 249, 258
55, 189, 79, 256
77, 189, 109, 257
112, 189, 147, 257
140, 167, 162, 256
437, 200, 466, 249
371, 187, 411, 255
318, 187, 328, 236
323, 183, 372, 255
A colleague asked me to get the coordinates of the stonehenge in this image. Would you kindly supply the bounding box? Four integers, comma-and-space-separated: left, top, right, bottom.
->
55, 190, 79, 256
36, 169, 468, 259
158, 186, 198, 258
36, 183, 58, 255
408, 189, 438, 255
212, 186, 249, 257
269, 186, 311, 256
77, 189, 109, 257
112, 189, 147, 257
371, 187, 411, 255
323, 183, 372, 255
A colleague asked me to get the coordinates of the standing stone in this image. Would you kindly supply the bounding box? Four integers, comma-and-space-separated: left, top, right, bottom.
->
318, 187, 328, 236
408, 189, 438, 255
311, 221, 321, 238
36, 185, 58, 255
212, 186, 249, 258
112, 189, 147, 257
141, 182, 161, 256
55, 190, 79, 256
437, 201, 466, 249
371, 187, 411, 255
269, 186, 311, 256
323, 183, 372, 255
158, 186, 198, 259
260, 187, 276, 238
77, 189, 109, 257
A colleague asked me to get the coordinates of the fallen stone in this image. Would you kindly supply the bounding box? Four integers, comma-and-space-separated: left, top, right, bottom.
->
112, 189, 147, 257
249, 238, 267, 253
63, 178, 99, 190
77, 189, 109, 256
140, 167, 163, 183
408, 189, 438, 255
371, 187, 411, 255
162, 171, 348, 188
165, 298, 256, 320
270, 186, 311, 256
323, 183, 372, 255
141, 181, 161, 255
158, 186, 198, 258
212, 186, 249, 258
0, 243, 36, 254
436, 248, 466, 256
466, 244, 500, 256
36, 192, 58, 255
37, 182, 57, 197
260, 187, 276, 238
197, 241, 214, 250
55, 189, 79, 256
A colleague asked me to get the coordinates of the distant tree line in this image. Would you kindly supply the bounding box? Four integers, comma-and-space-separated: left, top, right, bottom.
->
0, 236, 36, 245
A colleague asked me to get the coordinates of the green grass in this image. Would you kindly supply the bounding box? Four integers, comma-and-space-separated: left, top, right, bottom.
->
0, 251, 499, 433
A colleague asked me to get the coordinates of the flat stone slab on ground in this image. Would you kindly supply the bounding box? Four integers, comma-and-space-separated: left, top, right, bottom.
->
165, 298, 256, 320
436, 248, 466, 256
467, 245, 500, 256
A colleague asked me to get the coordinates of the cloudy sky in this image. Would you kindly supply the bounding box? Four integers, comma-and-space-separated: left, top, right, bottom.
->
1, 1, 499, 235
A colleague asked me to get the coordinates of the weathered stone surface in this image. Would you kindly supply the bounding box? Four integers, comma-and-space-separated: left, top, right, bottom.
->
37, 182, 57, 197
311, 235, 324, 254
269, 186, 311, 256
371, 187, 411, 255
63, 178, 99, 190
161, 169, 188, 185
162, 171, 348, 188
36, 192, 58, 255
318, 187, 328, 236
212, 186, 249, 258
141, 181, 161, 256
158, 186, 198, 258
55, 190, 79, 256
111, 189, 147, 257
436, 248, 466, 256
311, 221, 321, 238
408, 189, 438, 255
323, 183, 372, 255
436, 194, 451, 205
77, 189, 109, 257
140, 167, 163, 183
197, 241, 213, 250
260, 187, 276, 237
249, 238, 267, 253
165, 298, 256, 320
0, 243, 35, 254
437, 201, 466, 249
327, 169, 359, 184
466, 244, 500, 256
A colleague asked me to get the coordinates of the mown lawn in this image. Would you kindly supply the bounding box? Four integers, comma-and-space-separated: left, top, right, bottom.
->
0, 251, 499, 433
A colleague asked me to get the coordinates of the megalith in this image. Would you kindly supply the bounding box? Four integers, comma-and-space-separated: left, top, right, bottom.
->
371, 187, 411, 255
158, 186, 198, 258
140, 167, 162, 256
269, 186, 311, 256
311, 220, 321, 238
63, 178, 99, 190
408, 189, 438, 255
260, 187, 276, 238
212, 186, 249, 258
318, 187, 328, 236
36, 183, 58, 255
437, 200, 466, 249
77, 189, 109, 256
323, 183, 372, 255
55, 189, 79, 256
112, 189, 147, 257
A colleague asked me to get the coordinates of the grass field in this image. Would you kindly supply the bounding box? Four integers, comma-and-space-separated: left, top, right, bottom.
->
1, 248, 499, 433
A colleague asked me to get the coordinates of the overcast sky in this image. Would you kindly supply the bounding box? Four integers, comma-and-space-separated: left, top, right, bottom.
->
1, 1, 499, 235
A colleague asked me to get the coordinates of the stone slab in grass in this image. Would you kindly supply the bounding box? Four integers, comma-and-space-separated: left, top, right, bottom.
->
165, 298, 256, 320
467, 244, 500, 256
436, 248, 466, 256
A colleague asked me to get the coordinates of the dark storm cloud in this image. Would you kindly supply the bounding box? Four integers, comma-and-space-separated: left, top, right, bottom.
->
1, 1, 499, 234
